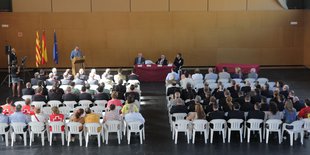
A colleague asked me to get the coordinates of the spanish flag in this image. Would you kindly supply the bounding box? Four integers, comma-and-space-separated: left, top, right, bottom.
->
35, 31, 41, 67
41, 30, 48, 64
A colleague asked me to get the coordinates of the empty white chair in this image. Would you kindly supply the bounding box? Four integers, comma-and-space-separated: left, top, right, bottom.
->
63, 101, 77, 110
246, 119, 263, 143
173, 120, 191, 144
11, 122, 27, 146
171, 113, 187, 138
42, 107, 53, 115
14, 101, 26, 106
302, 118, 310, 134
265, 119, 282, 144
227, 119, 244, 143
79, 100, 92, 107
94, 100, 107, 107
205, 79, 216, 84
282, 120, 304, 146
126, 121, 145, 144
232, 78, 243, 84
90, 85, 99, 91
49, 121, 65, 146
218, 79, 229, 84
91, 106, 105, 116
85, 123, 101, 147
104, 120, 122, 144
31, 101, 46, 109
209, 119, 226, 143
67, 122, 83, 146
22, 95, 32, 101
257, 78, 269, 85
0, 123, 9, 146
29, 122, 47, 146
244, 78, 256, 84
59, 106, 71, 118
48, 100, 62, 107
192, 119, 209, 144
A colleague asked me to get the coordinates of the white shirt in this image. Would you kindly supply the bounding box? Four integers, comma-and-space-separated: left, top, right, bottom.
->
191, 73, 203, 81
31, 113, 48, 123
124, 112, 145, 124
180, 78, 195, 89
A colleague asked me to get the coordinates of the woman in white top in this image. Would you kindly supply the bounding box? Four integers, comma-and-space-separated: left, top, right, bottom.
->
31, 107, 48, 123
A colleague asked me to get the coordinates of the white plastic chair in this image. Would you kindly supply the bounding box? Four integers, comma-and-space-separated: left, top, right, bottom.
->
79, 100, 92, 107
22, 95, 32, 101
59, 106, 71, 118
282, 120, 304, 146
173, 120, 191, 144
0, 123, 9, 146
302, 118, 310, 135
11, 122, 27, 146
171, 113, 187, 138
209, 119, 226, 143
244, 78, 256, 84
42, 107, 53, 115
265, 119, 282, 144
48, 100, 62, 107
257, 78, 269, 85
104, 120, 122, 144
85, 123, 101, 147
67, 122, 83, 146
94, 100, 108, 107
205, 79, 216, 84
91, 106, 105, 116
59, 85, 69, 90
223, 83, 232, 89
232, 78, 243, 84
209, 83, 218, 91
29, 122, 47, 146
49, 121, 65, 146
90, 85, 98, 91
218, 79, 229, 84
63, 101, 77, 110
75, 85, 83, 91
126, 121, 144, 144
192, 119, 209, 144
246, 119, 263, 143
14, 101, 26, 106
227, 119, 244, 143
31, 101, 46, 109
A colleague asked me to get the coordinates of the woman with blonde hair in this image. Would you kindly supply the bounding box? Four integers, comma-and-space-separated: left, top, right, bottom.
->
223, 96, 233, 112
187, 96, 206, 121
283, 100, 297, 124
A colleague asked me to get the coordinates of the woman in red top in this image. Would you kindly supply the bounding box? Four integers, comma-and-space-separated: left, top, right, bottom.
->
1, 97, 15, 115
298, 99, 310, 118
21, 98, 35, 115
49, 106, 65, 131
107, 91, 123, 108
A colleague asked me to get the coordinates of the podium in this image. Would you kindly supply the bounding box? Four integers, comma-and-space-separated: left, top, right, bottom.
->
71, 56, 85, 76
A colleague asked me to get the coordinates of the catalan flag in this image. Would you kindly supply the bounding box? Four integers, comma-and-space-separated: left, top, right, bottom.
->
53, 30, 58, 64
35, 31, 41, 67
41, 30, 48, 64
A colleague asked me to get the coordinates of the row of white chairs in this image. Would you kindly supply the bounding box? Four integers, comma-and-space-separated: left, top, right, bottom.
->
170, 114, 310, 146
15, 100, 108, 109
0, 120, 145, 147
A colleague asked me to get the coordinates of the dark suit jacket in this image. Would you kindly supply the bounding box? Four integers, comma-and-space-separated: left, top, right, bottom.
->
167, 86, 181, 96
62, 93, 78, 102
241, 86, 251, 94
180, 89, 196, 101
240, 102, 254, 112
94, 93, 110, 101
227, 110, 245, 120
128, 74, 139, 80
48, 92, 63, 101
30, 78, 41, 86
247, 110, 265, 120
113, 85, 126, 100
32, 94, 47, 102
22, 88, 35, 96
156, 58, 168, 65
207, 110, 225, 122
170, 105, 189, 114
134, 57, 145, 65
79, 92, 93, 101
125, 92, 140, 101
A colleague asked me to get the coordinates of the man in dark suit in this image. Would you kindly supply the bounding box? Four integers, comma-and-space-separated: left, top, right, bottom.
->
22, 82, 35, 96
32, 87, 47, 102
48, 86, 63, 101
113, 79, 126, 100
166, 81, 181, 96
62, 87, 78, 102
247, 103, 265, 120
79, 86, 93, 101
227, 103, 245, 120
128, 72, 139, 80
94, 86, 110, 101
207, 103, 225, 121
125, 85, 140, 101
156, 55, 168, 65
134, 53, 145, 65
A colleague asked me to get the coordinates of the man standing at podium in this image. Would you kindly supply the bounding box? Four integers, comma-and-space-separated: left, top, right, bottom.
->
70, 46, 82, 60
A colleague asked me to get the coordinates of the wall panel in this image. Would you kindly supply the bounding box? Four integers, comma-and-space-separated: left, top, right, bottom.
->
170, 0, 207, 11
304, 11, 310, 68
209, 0, 247, 11
247, 0, 283, 10
13, 0, 52, 12
92, 0, 130, 12
131, 0, 169, 12
52, 0, 91, 12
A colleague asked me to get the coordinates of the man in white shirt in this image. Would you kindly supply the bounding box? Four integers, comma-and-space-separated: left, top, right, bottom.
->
205, 68, 218, 81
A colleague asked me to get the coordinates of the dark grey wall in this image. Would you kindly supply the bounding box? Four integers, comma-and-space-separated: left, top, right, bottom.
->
305, 0, 310, 9
287, 0, 304, 9
0, 0, 12, 12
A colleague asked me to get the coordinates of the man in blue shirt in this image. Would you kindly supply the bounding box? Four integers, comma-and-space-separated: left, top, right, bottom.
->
9, 104, 30, 124
70, 46, 82, 60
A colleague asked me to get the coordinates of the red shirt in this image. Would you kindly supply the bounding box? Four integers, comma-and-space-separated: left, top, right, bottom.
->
107, 99, 123, 108
22, 105, 35, 115
49, 113, 65, 131
1, 104, 15, 115
298, 106, 310, 118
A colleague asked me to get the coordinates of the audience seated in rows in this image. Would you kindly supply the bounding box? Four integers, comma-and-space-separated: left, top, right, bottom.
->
22, 82, 35, 96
